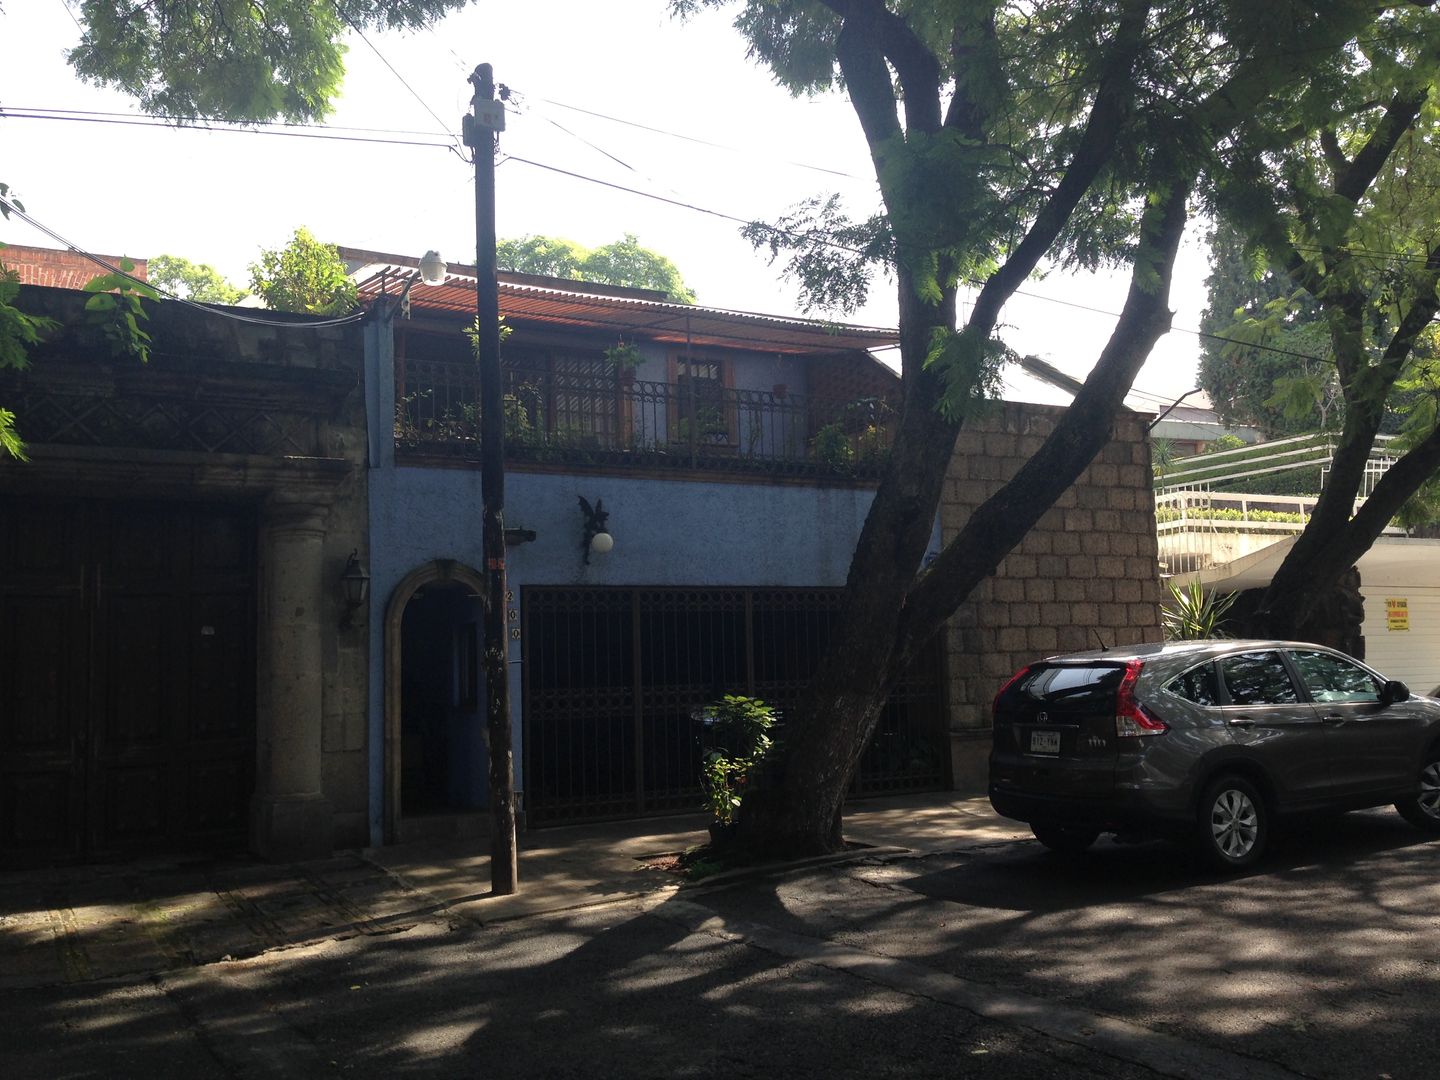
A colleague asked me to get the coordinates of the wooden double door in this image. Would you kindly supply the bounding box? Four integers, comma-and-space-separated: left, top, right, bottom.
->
0, 498, 256, 863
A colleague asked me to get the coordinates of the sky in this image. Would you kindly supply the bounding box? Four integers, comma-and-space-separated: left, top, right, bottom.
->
1, 1, 1212, 413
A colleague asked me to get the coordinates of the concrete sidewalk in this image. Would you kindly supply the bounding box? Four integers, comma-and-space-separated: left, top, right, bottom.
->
0, 792, 1026, 990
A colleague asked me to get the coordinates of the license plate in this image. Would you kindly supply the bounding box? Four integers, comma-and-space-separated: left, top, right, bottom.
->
1029, 730, 1061, 755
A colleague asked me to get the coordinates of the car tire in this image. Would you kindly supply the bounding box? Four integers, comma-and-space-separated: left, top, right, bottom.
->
1196, 775, 1268, 870
1031, 823, 1100, 855
1395, 751, 1440, 833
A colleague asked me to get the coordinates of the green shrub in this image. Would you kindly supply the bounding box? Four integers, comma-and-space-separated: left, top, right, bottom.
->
698, 695, 778, 826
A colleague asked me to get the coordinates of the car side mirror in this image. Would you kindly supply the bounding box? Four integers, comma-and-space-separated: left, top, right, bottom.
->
1381, 680, 1409, 706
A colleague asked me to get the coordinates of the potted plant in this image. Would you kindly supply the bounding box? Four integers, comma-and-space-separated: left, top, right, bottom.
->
603, 340, 643, 384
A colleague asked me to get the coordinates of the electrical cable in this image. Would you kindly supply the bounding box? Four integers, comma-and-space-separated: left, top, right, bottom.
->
1, 196, 365, 329
334, 6, 465, 157
0, 107, 455, 148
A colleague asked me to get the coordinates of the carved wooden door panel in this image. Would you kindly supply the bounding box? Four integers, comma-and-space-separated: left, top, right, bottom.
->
0, 501, 88, 859
0, 498, 255, 863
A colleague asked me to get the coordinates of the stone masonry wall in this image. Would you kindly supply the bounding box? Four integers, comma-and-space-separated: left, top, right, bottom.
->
943, 402, 1165, 790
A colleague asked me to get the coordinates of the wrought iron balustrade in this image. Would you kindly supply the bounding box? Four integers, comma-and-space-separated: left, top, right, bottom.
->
396, 362, 895, 477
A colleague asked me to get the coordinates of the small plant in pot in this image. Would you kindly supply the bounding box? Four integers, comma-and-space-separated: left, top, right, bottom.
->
603, 339, 643, 381
696, 695, 778, 845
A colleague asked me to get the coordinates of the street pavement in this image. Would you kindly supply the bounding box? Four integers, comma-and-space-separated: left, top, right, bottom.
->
5, 796, 1438, 1078
0, 792, 1026, 992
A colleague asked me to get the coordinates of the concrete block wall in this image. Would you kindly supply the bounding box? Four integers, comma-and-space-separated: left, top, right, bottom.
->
942, 402, 1165, 789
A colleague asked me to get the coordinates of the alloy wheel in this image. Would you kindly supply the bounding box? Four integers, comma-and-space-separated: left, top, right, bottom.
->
1210, 788, 1259, 860
1418, 762, 1440, 820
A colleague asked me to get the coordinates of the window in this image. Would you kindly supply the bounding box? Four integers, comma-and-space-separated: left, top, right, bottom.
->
672, 355, 733, 445
1166, 663, 1220, 706
1219, 651, 1298, 706
1290, 650, 1381, 704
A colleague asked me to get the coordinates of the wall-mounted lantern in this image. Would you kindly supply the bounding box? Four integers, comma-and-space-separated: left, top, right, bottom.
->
579, 496, 613, 565
339, 550, 370, 627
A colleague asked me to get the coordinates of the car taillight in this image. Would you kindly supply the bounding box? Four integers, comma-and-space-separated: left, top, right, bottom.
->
992, 665, 1032, 718
1115, 659, 1167, 737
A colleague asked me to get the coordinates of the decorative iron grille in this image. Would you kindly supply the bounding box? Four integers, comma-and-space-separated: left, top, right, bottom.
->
396, 362, 896, 478
522, 586, 946, 825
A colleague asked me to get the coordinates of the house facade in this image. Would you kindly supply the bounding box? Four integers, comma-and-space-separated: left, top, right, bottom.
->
0, 268, 369, 865
351, 251, 1169, 841
350, 253, 952, 842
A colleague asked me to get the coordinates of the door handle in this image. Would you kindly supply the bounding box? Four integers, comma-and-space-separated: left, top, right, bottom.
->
1228, 717, 1255, 727
1321, 714, 1346, 725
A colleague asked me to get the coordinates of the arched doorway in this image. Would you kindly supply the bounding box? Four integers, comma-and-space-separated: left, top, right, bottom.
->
383, 560, 488, 843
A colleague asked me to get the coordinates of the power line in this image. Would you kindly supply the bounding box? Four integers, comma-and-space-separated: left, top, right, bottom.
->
334, 7, 464, 157
534, 95, 869, 181
1, 196, 364, 329
0, 106, 455, 148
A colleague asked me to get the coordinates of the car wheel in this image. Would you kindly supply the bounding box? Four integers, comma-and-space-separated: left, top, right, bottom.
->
1196, 775, 1268, 870
1031, 823, 1100, 855
1395, 752, 1440, 833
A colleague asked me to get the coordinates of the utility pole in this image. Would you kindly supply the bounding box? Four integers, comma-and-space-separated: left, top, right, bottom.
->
464, 62, 517, 895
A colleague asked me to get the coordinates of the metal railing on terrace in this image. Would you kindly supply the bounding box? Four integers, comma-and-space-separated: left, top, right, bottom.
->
396, 361, 896, 479
1155, 433, 1402, 575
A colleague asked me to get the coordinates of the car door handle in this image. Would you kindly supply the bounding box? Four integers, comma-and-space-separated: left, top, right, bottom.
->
1321, 714, 1346, 725
1228, 717, 1255, 727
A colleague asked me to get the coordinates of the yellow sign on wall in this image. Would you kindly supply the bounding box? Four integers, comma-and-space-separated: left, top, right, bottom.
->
1386, 597, 1410, 632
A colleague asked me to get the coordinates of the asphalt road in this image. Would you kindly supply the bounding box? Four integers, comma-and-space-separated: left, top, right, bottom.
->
6, 808, 1437, 1079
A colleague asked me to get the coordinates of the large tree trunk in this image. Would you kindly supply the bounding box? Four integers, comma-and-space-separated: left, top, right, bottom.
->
735, 180, 1192, 857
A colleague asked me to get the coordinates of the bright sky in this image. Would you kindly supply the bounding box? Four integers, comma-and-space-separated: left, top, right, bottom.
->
1, 1, 1210, 413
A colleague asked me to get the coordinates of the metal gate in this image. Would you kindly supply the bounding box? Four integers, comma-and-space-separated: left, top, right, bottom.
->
522, 587, 947, 825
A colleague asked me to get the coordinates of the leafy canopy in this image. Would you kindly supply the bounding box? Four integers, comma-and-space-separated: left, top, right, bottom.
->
498, 233, 697, 303
149, 255, 247, 305
249, 228, 357, 316
67, 1, 472, 123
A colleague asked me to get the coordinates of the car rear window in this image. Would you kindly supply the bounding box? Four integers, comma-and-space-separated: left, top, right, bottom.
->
1166, 663, 1220, 706
1009, 664, 1125, 707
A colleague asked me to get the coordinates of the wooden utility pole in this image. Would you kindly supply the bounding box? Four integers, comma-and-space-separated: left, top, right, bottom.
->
464, 62, 517, 895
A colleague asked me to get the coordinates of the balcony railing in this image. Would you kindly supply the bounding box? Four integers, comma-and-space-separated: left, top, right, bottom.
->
396, 362, 895, 479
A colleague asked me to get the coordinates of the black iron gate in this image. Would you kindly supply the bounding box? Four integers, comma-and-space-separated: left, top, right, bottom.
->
522, 587, 947, 825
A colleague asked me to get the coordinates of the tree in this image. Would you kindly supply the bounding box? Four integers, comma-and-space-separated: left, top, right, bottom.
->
1198, 223, 1338, 436
671, 0, 1425, 856
249, 228, 357, 316
1202, 27, 1440, 637
496, 236, 587, 280
498, 233, 697, 303
149, 255, 246, 305
65, 1, 472, 123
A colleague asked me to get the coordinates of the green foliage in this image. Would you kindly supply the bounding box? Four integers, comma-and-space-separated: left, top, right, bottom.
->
1162, 581, 1238, 641
602, 340, 643, 373
498, 233, 697, 303
741, 196, 890, 315
66, 1, 471, 123
810, 422, 854, 468
148, 255, 246, 304
1202, 434, 1246, 455
1151, 437, 1178, 479
495, 236, 587, 280
81, 259, 160, 363
248, 228, 357, 316
1155, 506, 1307, 524
698, 696, 778, 826
923, 327, 1006, 422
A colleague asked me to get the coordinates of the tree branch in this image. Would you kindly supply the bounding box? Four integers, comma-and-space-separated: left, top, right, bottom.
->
893, 174, 1192, 666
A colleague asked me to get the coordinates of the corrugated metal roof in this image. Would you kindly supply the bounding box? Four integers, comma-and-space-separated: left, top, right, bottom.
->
352, 262, 899, 355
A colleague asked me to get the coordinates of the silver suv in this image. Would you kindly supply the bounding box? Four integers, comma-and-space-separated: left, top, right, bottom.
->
989, 640, 1440, 868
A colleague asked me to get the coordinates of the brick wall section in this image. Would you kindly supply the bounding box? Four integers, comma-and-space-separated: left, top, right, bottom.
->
942, 401, 1165, 789
4, 244, 147, 289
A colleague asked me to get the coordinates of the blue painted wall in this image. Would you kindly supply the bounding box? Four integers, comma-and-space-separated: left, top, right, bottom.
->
363, 314, 928, 845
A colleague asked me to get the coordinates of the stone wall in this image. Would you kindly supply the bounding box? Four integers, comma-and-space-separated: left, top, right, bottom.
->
942, 403, 1165, 789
